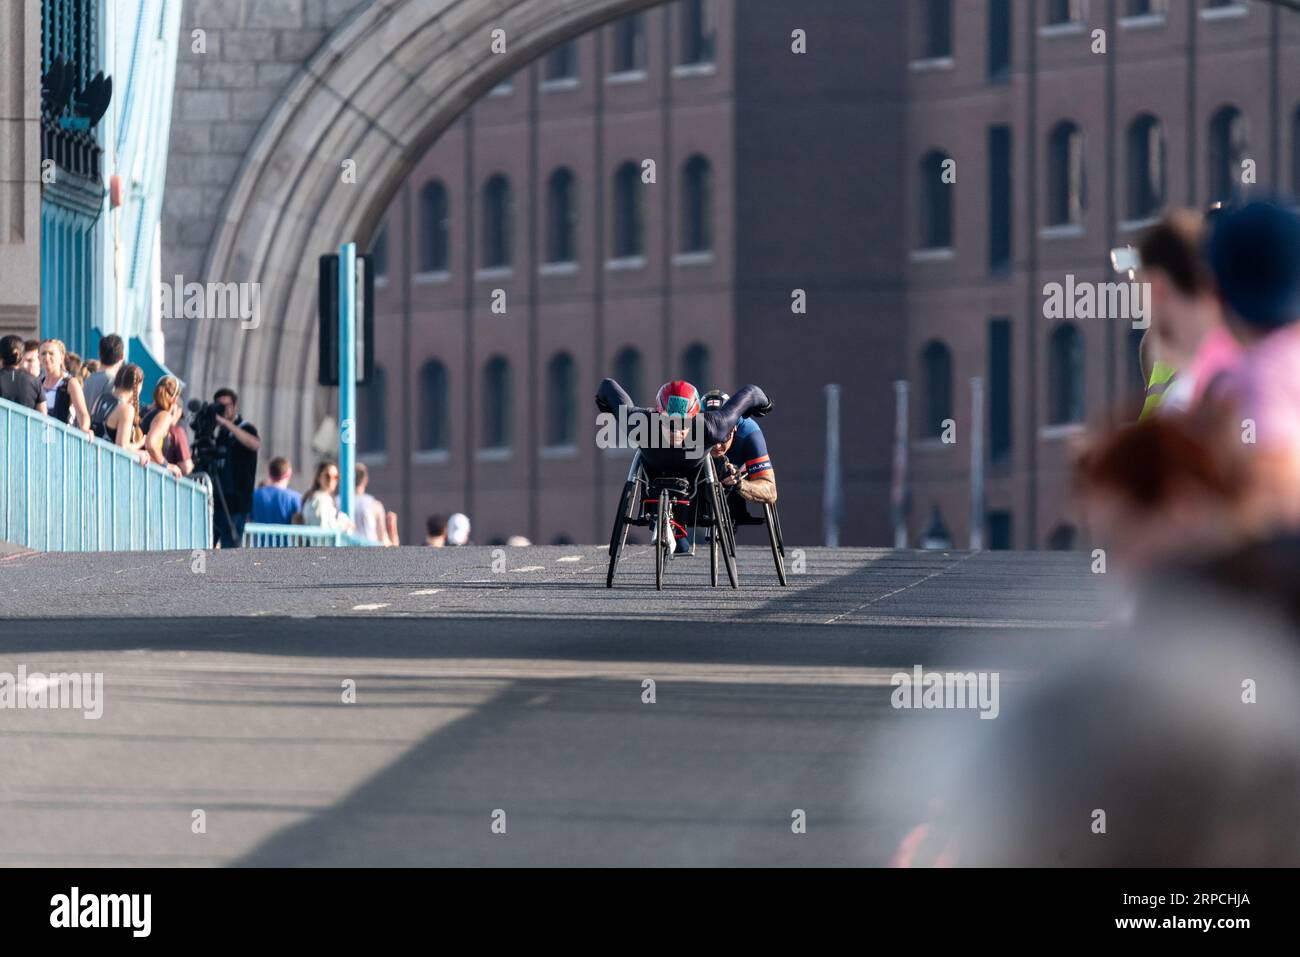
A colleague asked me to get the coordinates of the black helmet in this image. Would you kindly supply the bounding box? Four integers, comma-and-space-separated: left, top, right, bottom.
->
701, 389, 729, 412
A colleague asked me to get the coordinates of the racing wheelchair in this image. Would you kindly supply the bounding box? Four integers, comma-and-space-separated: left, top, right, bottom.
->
720, 472, 788, 587
606, 445, 739, 590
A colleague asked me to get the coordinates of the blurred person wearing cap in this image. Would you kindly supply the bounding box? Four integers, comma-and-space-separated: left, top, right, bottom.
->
446, 512, 471, 546
1208, 199, 1300, 524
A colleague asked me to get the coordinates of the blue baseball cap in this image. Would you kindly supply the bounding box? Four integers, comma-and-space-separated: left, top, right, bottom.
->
1207, 199, 1300, 332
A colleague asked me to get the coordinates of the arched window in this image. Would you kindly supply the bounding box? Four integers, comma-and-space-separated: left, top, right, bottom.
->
613, 347, 643, 405
544, 39, 579, 81
418, 359, 448, 452
612, 161, 644, 258
680, 155, 713, 253
1208, 105, 1248, 205
419, 180, 449, 273
1049, 323, 1085, 425
921, 0, 952, 59
919, 150, 953, 249
921, 340, 953, 438
1126, 114, 1165, 221
681, 343, 709, 389
481, 356, 512, 450
369, 223, 388, 278
611, 14, 646, 73
546, 168, 578, 264
481, 174, 513, 269
357, 365, 387, 455
1047, 121, 1086, 227
680, 0, 716, 66
546, 352, 577, 447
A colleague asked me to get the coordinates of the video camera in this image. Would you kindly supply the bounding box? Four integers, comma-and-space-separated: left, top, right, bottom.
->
187, 398, 227, 474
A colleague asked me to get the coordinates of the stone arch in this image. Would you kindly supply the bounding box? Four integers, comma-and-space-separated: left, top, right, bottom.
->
186, 0, 663, 468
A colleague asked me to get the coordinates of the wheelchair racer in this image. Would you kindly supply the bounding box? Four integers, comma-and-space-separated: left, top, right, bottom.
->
702, 390, 778, 526
595, 377, 772, 554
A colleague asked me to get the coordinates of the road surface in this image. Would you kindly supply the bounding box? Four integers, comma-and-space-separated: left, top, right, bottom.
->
0, 545, 1116, 866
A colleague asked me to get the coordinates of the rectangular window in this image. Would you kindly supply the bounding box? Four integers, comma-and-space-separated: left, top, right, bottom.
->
988, 318, 1013, 462
988, 0, 1011, 81
988, 125, 1013, 273
987, 511, 1013, 550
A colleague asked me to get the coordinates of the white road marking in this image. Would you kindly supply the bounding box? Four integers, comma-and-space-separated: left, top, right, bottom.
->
556, 555, 583, 563
512, 566, 545, 573
409, 589, 442, 596
352, 602, 390, 611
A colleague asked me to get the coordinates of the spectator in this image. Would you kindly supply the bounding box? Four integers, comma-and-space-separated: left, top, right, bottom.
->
252, 457, 302, 525
350, 463, 393, 544
39, 338, 91, 432
1137, 210, 1237, 414
20, 340, 40, 379
82, 359, 100, 379
141, 376, 192, 477
0, 334, 45, 413
425, 514, 448, 547
212, 387, 260, 548
64, 352, 83, 380
90, 363, 150, 465
1209, 200, 1300, 526
447, 512, 471, 546
300, 461, 352, 531
81, 334, 125, 414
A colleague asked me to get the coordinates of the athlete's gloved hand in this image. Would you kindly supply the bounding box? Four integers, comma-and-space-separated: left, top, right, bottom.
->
752, 399, 774, 418
595, 393, 614, 415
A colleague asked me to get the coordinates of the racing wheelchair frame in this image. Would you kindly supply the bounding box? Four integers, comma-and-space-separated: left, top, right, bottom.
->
605, 448, 739, 590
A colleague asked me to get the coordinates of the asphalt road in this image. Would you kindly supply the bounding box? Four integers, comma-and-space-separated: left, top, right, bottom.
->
0, 545, 1117, 866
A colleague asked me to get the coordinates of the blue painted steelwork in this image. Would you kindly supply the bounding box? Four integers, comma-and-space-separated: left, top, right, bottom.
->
241, 523, 381, 549
0, 397, 212, 552
338, 242, 357, 520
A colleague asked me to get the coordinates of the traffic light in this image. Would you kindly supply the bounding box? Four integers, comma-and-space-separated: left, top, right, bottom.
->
318, 252, 375, 387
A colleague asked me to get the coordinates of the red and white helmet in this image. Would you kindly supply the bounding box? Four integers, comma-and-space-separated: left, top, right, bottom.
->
655, 380, 701, 418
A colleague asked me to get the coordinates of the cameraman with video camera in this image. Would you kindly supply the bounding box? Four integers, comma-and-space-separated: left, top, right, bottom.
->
208, 388, 260, 547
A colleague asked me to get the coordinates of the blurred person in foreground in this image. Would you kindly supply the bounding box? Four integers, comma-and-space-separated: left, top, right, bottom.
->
888, 588, 1300, 866
252, 457, 302, 525
425, 514, 448, 547
1208, 199, 1300, 525
1136, 209, 1238, 417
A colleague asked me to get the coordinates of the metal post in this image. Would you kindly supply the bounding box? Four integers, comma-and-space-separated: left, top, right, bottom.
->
823, 384, 841, 548
338, 241, 357, 521
890, 380, 909, 549
969, 376, 985, 551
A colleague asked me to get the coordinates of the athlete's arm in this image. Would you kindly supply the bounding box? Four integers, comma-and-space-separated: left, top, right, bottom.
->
703, 385, 771, 447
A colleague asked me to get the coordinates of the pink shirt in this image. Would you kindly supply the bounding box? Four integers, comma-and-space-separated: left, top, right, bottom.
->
1226, 324, 1300, 452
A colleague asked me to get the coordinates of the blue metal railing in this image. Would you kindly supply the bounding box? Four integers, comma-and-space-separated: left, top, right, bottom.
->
0, 397, 212, 551
242, 523, 382, 548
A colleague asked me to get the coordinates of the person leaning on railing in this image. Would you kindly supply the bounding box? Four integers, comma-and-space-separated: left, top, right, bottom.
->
141, 376, 194, 478
89, 363, 151, 467
0, 335, 46, 414
39, 338, 91, 434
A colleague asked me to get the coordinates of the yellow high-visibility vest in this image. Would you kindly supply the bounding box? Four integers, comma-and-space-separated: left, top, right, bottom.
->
1140, 360, 1178, 421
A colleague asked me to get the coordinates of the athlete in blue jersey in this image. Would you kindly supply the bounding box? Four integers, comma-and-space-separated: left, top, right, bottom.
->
703, 389, 778, 525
